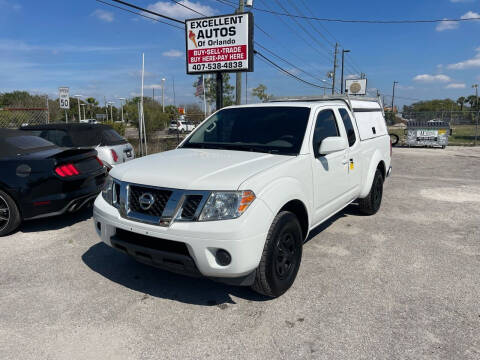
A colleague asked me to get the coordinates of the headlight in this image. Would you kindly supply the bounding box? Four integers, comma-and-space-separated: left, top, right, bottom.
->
199, 190, 255, 221
102, 175, 114, 205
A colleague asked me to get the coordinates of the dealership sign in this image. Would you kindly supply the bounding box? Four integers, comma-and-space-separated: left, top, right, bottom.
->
345, 79, 367, 96
185, 12, 253, 74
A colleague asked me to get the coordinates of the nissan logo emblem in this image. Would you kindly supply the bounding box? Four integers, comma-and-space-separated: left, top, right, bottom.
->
138, 193, 155, 211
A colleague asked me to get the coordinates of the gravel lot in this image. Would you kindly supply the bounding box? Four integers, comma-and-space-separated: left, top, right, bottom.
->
1, 147, 479, 360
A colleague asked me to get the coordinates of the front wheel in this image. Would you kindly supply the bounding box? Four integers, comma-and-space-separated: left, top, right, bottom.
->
251, 211, 303, 298
0, 190, 21, 237
358, 169, 384, 215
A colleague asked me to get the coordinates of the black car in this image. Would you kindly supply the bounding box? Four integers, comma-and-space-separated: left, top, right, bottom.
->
20, 123, 135, 169
0, 129, 107, 236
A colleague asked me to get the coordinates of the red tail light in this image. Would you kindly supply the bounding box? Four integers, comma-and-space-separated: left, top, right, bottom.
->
111, 149, 118, 162
55, 163, 80, 177
96, 157, 103, 166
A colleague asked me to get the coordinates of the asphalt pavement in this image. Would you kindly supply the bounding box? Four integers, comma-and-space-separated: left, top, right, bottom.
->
1, 147, 479, 359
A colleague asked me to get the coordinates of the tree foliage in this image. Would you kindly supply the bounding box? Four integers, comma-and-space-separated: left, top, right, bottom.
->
251, 84, 272, 102
193, 74, 234, 109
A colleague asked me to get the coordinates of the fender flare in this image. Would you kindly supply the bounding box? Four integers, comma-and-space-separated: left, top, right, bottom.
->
256, 176, 311, 229
359, 151, 385, 198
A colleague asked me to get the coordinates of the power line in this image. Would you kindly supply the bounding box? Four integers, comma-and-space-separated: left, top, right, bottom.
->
254, 42, 330, 84
98, 0, 335, 91
168, 0, 204, 16
255, 51, 330, 90
109, 0, 184, 24
95, 0, 184, 29
216, 0, 480, 24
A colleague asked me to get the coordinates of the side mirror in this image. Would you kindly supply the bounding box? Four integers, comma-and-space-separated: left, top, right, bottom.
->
319, 137, 347, 156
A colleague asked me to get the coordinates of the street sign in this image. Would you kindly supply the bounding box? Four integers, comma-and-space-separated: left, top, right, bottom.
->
185, 12, 254, 74
345, 79, 367, 96
59, 87, 70, 109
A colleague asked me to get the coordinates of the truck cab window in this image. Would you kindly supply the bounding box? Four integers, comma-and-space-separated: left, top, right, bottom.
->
339, 108, 357, 147
312, 109, 339, 154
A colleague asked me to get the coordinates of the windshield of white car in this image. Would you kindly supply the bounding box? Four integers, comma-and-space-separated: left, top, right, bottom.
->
181, 107, 310, 156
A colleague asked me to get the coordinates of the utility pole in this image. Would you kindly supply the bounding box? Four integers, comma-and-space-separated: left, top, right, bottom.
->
161, 78, 166, 112
45, 95, 50, 124
104, 96, 108, 121
235, 0, 244, 105
74, 95, 83, 122
153, 88, 155, 102
474, 84, 479, 146
391, 81, 398, 125
332, 43, 338, 95
216, 73, 223, 110
340, 49, 350, 94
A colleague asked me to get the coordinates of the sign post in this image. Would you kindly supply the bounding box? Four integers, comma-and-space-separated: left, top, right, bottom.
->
59, 87, 70, 123
185, 12, 254, 110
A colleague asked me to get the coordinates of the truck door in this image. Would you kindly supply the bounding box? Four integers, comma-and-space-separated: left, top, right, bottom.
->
311, 109, 350, 223
337, 108, 362, 200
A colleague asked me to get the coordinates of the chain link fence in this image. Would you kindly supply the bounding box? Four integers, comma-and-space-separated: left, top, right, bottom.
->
401, 111, 478, 125
0, 107, 49, 128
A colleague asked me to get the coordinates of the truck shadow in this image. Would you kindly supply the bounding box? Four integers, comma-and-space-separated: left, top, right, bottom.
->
305, 203, 364, 243
82, 242, 270, 306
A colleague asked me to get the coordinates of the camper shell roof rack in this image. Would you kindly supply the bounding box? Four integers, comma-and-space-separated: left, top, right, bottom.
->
267, 95, 385, 116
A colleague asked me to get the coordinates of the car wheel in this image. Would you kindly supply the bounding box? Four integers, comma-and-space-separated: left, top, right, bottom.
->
251, 211, 303, 298
0, 190, 21, 237
358, 169, 384, 215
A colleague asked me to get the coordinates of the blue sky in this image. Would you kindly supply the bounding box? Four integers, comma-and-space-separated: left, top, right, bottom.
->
1, 0, 479, 109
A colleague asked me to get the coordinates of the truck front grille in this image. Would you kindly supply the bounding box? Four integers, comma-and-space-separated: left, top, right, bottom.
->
129, 185, 172, 217
181, 195, 203, 220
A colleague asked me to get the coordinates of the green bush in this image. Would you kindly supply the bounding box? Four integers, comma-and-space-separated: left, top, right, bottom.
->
104, 121, 126, 136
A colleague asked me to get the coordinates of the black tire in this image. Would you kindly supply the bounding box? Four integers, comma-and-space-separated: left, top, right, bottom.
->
358, 169, 384, 215
0, 190, 21, 237
390, 133, 399, 146
251, 211, 303, 298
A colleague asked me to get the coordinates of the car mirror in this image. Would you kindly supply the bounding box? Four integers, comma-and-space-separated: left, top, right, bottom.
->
319, 137, 347, 156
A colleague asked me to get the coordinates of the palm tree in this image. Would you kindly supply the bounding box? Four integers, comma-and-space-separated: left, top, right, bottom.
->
467, 95, 478, 111
85, 97, 98, 118
457, 96, 466, 111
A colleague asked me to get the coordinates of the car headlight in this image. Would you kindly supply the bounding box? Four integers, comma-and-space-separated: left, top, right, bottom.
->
198, 190, 255, 221
102, 175, 114, 205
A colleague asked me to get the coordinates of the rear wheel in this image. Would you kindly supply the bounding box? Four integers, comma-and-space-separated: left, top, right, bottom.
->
358, 169, 384, 215
0, 190, 21, 237
251, 211, 303, 298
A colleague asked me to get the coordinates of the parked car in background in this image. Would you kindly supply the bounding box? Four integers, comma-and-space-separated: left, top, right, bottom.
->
168, 120, 196, 134
20, 123, 134, 169
0, 129, 107, 236
79, 119, 98, 124
93, 97, 391, 297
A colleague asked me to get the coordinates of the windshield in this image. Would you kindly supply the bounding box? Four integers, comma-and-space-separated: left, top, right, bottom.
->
181, 106, 310, 155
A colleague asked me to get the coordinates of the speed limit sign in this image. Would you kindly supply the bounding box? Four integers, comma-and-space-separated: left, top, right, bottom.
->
59, 87, 70, 109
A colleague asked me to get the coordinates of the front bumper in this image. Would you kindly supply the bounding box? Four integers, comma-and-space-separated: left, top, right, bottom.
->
93, 194, 273, 281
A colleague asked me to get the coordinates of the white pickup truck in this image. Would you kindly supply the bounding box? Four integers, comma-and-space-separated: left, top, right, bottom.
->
93, 97, 392, 297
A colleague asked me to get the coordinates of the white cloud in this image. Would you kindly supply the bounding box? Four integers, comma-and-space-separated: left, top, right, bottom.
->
436, 19, 459, 31
162, 49, 183, 57
413, 74, 452, 82
144, 84, 165, 89
446, 83, 466, 89
461, 11, 480, 20
91, 9, 114, 23
346, 74, 360, 80
0, 0, 21, 11
397, 85, 415, 90
147, 1, 216, 20
447, 47, 480, 69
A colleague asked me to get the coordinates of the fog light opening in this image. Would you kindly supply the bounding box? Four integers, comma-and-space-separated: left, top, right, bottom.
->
215, 249, 231, 266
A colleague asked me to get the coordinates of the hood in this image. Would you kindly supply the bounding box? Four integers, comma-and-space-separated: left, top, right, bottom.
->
110, 148, 293, 190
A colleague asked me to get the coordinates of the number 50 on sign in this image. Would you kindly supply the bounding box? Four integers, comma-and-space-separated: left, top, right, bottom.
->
59, 87, 70, 109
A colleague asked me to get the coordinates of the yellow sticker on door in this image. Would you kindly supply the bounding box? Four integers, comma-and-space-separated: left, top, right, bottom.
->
349, 160, 354, 170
